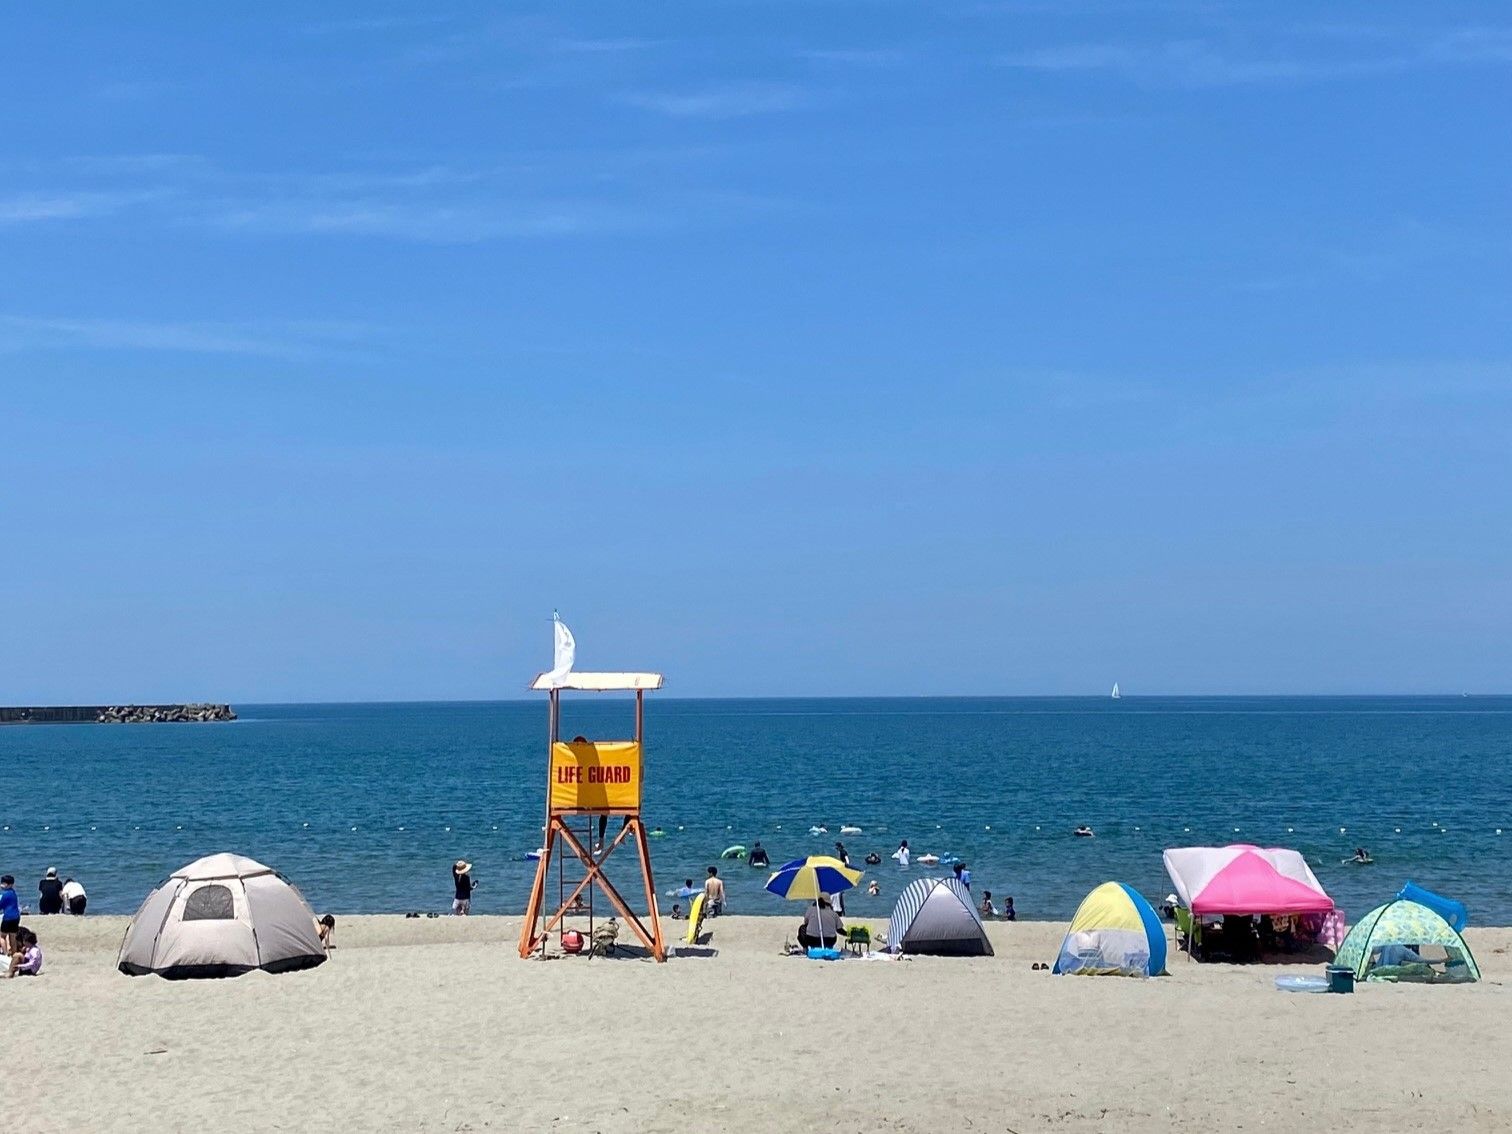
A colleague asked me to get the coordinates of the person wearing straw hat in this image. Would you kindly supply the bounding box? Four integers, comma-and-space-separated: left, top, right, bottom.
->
37, 867, 64, 916
451, 860, 477, 915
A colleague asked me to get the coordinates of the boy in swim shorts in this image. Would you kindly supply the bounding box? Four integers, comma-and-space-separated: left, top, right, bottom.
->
0, 876, 20, 954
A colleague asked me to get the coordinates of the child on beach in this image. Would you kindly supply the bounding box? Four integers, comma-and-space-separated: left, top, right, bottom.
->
315, 914, 336, 951
703, 867, 726, 916
5, 930, 40, 977
0, 876, 20, 954
979, 890, 996, 918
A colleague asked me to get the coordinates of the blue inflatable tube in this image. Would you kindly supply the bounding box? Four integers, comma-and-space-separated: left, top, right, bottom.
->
1397, 881, 1468, 931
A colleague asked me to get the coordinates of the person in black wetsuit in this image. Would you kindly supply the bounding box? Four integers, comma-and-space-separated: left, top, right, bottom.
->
748, 841, 770, 868
37, 868, 64, 916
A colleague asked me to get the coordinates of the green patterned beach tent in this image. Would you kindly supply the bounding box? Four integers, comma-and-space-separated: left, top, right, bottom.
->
1334, 899, 1480, 984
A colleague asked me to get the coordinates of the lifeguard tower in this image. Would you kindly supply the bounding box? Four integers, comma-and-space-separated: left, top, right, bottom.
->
518, 655, 667, 962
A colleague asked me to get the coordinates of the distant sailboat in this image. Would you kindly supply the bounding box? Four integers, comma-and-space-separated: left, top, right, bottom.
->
1110, 682, 1121, 700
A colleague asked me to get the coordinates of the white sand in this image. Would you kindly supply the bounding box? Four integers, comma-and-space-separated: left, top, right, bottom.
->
7, 914, 1511, 1132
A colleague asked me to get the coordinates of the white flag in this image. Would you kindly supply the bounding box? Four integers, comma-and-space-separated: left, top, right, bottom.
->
546, 611, 575, 687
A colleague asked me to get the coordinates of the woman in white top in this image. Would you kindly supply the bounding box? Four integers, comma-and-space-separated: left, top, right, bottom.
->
891, 840, 910, 867
61, 878, 86, 915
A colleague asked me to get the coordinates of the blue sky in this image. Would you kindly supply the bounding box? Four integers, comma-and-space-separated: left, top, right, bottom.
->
3, 3, 1510, 700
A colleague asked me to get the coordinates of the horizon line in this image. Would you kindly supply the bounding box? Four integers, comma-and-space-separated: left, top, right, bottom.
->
176, 690, 1510, 707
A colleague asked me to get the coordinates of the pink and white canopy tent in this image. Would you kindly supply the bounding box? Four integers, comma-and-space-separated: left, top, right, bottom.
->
1163, 845, 1334, 916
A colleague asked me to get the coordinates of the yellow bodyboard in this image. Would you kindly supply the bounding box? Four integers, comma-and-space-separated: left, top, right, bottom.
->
685, 893, 706, 944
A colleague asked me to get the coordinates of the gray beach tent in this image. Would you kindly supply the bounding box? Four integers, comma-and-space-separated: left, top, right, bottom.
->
117, 853, 327, 979
885, 876, 994, 956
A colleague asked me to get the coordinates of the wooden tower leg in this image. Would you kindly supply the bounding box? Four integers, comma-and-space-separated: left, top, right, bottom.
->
628, 817, 665, 961
518, 820, 559, 958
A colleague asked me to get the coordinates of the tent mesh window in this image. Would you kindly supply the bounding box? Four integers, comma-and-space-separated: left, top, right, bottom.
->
182, 884, 235, 921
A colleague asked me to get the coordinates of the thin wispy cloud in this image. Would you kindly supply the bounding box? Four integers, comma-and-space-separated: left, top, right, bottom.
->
620, 81, 808, 119
207, 198, 643, 243
0, 190, 162, 223
555, 37, 658, 54
2, 150, 776, 244
61, 153, 207, 175
1428, 26, 1512, 63
998, 25, 1512, 88
302, 15, 454, 36
95, 79, 179, 102
999, 40, 1408, 87
798, 48, 907, 66
0, 315, 372, 360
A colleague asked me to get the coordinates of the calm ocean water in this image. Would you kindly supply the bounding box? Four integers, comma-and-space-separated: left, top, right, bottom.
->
2, 697, 1509, 922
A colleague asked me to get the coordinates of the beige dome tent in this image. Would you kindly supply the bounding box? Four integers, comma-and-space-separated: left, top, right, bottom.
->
117, 853, 327, 979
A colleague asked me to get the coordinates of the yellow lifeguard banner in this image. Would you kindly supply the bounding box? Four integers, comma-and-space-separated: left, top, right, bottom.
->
519, 656, 667, 962
549, 741, 642, 813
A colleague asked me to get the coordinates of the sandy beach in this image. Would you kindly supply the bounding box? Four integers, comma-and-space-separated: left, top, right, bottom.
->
6, 913, 1509, 1132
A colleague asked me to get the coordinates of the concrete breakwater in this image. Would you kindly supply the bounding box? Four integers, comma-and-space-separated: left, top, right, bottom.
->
0, 704, 236, 724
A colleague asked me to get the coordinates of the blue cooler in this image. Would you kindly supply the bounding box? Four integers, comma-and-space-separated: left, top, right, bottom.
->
1325, 965, 1355, 993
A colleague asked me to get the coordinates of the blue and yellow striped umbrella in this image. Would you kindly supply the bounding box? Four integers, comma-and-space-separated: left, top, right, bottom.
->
765, 855, 863, 901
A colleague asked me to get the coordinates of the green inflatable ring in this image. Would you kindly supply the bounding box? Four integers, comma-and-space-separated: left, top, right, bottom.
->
720, 844, 747, 860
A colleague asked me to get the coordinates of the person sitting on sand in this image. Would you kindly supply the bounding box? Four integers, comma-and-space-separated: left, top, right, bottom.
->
37, 868, 64, 916
315, 914, 336, 951
703, 866, 726, 917
669, 903, 683, 920
567, 894, 588, 914
979, 890, 996, 918
6, 929, 41, 978
748, 841, 770, 869
452, 860, 477, 915
797, 895, 845, 949
1001, 896, 1017, 922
